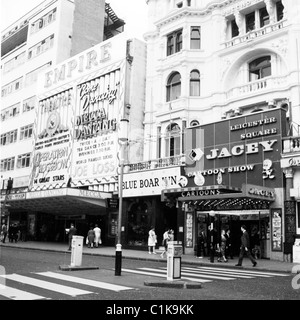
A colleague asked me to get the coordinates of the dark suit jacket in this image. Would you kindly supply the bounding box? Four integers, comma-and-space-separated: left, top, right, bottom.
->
68, 227, 77, 239
241, 231, 250, 248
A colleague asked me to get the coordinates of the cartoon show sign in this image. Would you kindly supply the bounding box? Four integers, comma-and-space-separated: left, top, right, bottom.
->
29, 89, 74, 190
185, 108, 286, 189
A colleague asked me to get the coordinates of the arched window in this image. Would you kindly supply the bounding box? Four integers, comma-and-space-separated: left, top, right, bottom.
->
165, 123, 181, 157
167, 72, 181, 102
190, 70, 200, 96
249, 56, 271, 81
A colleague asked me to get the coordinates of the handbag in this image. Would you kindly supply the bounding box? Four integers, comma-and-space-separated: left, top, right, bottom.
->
85, 237, 89, 245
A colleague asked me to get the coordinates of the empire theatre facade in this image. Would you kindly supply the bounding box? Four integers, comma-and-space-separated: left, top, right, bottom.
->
162, 108, 288, 261
4, 33, 146, 244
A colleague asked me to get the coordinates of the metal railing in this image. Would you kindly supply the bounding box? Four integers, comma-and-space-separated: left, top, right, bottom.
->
126, 155, 185, 173
282, 136, 300, 154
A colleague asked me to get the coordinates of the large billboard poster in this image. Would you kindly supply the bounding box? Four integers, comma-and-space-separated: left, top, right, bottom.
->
184, 108, 287, 189
29, 88, 74, 190
71, 70, 121, 185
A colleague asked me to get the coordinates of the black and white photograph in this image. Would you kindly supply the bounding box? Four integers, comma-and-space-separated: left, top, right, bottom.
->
0, 0, 300, 309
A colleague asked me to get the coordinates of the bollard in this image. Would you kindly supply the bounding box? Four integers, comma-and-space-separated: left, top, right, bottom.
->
167, 241, 183, 281
70, 236, 84, 267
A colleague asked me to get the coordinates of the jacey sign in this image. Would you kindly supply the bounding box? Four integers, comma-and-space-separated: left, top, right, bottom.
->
184, 108, 287, 189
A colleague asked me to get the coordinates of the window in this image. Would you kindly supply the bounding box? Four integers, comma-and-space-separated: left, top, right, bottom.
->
23, 96, 36, 113
0, 103, 20, 121
17, 153, 31, 169
249, 56, 271, 81
3, 52, 26, 74
30, 8, 57, 35
190, 27, 201, 49
276, 1, 284, 21
166, 29, 183, 56
190, 70, 200, 96
28, 35, 54, 60
165, 123, 181, 157
260, 7, 270, 27
0, 130, 17, 146
25, 62, 52, 87
176, 32, 183, 52
231, 20, 239, 38
1, 78, 23, 98
246, 12, 255, 32
0, 157, 15, 172
20, 124, 33, 140
167, 72, 181, 102
167, 35, 174, 56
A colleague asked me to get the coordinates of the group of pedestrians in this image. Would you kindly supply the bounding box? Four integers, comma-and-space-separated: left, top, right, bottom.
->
66, 223, 102, 251
147, 227, 174, 256
1, 223, 26, 243
86, 224, 102, 248
196, 225, 258, 267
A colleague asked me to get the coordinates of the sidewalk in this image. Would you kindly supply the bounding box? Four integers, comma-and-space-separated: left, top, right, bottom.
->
1, 240, 298, 274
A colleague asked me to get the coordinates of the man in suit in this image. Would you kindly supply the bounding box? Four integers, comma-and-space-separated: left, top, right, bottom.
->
236, 225, 257, 267
67, 223, 77, 251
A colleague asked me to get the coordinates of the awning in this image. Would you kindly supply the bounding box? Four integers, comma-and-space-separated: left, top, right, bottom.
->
162, 184, 276, 211
1, 188, 112, 216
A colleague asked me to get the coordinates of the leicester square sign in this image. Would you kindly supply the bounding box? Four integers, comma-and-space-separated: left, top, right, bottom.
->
184, 108, 287, 189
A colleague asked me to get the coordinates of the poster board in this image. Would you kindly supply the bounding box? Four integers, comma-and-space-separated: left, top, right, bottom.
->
271, 208, 282, 252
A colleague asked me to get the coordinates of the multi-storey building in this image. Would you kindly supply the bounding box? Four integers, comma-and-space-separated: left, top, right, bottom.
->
0, 0, 127, 239
121, 0, 300, 262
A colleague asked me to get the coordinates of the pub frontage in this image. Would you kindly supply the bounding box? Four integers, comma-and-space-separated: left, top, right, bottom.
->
162, 107, 289, 261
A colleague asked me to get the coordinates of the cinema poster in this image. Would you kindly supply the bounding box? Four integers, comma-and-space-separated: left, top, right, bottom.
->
29, 88, 74, 190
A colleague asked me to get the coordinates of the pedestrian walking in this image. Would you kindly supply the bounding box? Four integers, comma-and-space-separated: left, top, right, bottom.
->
225, 229, 233, 259
87, 227, 95, 248
236, 225, 257, 267
93, 224, 102, 247
1, 223, 8, 243
207, 225, 218, 262
217, 229, 228, 262
196, 229, 206, 258
160, 228, 170, 258
169, 229, 174, 241
148, 227, 157, 254
66, 223, 77, 251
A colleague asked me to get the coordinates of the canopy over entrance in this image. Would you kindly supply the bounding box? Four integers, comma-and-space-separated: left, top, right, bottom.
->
2, 188, 112, 216
162, 184, 275, 211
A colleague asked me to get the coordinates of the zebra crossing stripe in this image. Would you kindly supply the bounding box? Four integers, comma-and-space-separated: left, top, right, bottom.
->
2, 274, 93, 297
181, 267, 254, 279
122, 268, 212, 283
196, 266, 289, 277
141, 268, 235, 281
0, 284, 46, 300
36, 272, 133, 292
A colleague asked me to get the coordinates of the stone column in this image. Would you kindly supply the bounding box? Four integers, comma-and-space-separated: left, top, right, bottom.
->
264, 0, 276, 24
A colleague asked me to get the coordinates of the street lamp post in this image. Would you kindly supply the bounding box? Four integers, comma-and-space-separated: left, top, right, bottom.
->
115, 119, 129, 276
209, 210, 216, 263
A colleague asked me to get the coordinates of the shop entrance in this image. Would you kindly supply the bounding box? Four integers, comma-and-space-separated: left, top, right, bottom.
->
195, 211, 270, 259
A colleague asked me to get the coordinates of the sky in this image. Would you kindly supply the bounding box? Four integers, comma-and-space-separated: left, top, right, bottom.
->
0, 0, 149, 40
